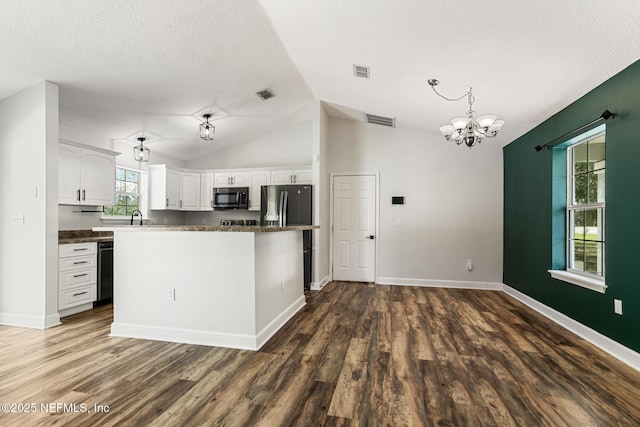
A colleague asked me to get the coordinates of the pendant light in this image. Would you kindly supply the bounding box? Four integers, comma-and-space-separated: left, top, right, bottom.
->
428, 79, 505, 148
133, 137, 150, 162
200, 114, 215, 141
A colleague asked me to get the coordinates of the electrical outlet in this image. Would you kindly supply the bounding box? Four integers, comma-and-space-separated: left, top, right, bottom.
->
466, 259, 473, 271
168, 288, 175, 301
614, 299, 622, 315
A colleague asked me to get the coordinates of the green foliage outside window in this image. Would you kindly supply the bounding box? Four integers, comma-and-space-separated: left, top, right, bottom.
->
104, 168, 140, 216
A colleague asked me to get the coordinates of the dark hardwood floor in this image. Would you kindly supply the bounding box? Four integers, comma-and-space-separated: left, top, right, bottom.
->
1, 282, 639, 426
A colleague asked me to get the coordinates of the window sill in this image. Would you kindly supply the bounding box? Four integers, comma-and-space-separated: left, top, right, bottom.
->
548, 270, 607, 294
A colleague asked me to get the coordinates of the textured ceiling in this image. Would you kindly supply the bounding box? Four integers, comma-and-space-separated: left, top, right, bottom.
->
1, 1, 639, 160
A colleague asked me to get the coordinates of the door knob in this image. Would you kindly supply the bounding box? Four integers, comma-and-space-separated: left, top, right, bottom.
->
367, 235, 375, 240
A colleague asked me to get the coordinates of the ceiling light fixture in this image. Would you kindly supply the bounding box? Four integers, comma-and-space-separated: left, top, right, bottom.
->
200, 114, 215, 141
133, 137, 150, 162
428, 79, 505, 148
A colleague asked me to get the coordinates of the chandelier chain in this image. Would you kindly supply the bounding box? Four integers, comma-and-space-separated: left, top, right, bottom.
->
428, 83, 469, 103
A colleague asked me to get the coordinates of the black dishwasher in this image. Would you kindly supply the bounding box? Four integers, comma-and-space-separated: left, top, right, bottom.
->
96, 241, 113, 305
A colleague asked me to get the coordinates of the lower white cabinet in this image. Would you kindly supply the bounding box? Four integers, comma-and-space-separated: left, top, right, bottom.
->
58, 242, 97, 313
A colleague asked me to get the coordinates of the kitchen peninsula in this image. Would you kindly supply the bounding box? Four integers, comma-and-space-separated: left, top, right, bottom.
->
93, 224, 317, 350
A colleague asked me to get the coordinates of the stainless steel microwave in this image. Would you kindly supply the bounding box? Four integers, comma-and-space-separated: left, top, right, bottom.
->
213, 187, 249, 210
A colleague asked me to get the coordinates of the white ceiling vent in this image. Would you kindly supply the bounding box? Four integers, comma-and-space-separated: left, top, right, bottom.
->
365, 113, 396, 128
353, 65, 370, 79
256, 88, 274, 100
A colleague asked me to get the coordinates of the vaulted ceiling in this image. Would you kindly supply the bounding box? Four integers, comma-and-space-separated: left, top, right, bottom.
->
1, 0, 639, 161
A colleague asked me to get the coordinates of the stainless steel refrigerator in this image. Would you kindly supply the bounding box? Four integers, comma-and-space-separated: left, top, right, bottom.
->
261, 184, 312, 290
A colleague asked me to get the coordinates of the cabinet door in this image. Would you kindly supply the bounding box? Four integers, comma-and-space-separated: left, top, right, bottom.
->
166, 168, 180, 209
58, 145, 82, 204
81, 151, 116, 205
230, 172, 249, 187
200, 172, 214, 210
248, 171, 269, 211
179, 172, 201, 210
293, 168, 312, 184
214, 172, 231, 187
270, 170, 293, 185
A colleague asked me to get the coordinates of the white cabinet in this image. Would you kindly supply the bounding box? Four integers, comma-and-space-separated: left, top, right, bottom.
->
58, 242, 97, 314
200, 172, 214, 211
149, 165, 180, 210
248, 171, 270, 211
270, 168, 312, 185
214, 171, 249, 187
179, 171, 201, 210
58, 142, 117, 206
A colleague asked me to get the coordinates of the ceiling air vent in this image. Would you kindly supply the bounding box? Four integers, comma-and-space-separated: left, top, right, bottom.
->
353, 65, 370, 79
256, 88, 274, 101
365, 113, 396, 128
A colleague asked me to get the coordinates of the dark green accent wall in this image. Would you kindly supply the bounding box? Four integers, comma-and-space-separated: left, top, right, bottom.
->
504, 59, 640, 353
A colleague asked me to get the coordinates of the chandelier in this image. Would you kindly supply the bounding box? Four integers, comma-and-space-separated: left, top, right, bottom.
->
133, 137, 150, 162
200, 114, 215, 141
428, 79, 504, 147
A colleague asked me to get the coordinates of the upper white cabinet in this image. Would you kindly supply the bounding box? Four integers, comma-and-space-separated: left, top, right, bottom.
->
58, 142, 118, 206
214, 171, 249, 187
179, 171, 201, 210
248, 171, 270, 211
149, 165, 180, 210
200, 172, 214, 211
270, 168, 312, 185
149, 165, 311, 211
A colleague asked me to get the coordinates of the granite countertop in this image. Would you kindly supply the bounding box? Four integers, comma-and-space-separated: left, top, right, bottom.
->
59, 230, 114, 244
93, 225, 318, 233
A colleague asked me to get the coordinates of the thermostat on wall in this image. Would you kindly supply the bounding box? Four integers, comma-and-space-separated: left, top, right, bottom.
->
392, 196, 405, 205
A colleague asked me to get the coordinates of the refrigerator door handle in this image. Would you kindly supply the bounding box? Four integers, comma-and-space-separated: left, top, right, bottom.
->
278, 190, 285, 226
282, 190, 288, 226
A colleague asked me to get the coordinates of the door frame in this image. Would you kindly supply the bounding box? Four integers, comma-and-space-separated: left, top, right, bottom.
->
329, 172, 380, 283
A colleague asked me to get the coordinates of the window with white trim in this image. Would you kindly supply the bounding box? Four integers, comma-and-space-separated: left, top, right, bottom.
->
103, 167, 141, 217
567, 131, 605, 277
548, 125, 607, 293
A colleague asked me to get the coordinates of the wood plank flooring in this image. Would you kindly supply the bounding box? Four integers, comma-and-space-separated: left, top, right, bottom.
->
1, 282, 639, 426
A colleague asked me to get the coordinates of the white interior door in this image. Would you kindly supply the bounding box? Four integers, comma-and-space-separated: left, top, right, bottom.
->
332, 175, 376, 282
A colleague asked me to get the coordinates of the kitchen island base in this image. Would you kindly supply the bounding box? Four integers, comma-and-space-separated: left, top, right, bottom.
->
102, 228, 310, 351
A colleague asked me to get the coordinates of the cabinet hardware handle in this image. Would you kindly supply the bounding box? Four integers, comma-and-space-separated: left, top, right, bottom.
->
73, 291, 88, 297
77, 189, 81, 201
73, 248, 88, 252
73, 273, 88, 278
73, 261, 88, 265
166, 198, 169, 207
82, 189, 86, 201
180, 200, 182, 208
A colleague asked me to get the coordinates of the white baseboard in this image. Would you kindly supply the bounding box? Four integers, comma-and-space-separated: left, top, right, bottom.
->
0, 311, 60, 329
503, 284, 640, 372
256, 296, 306, 349
110, 322, 260, 351
310, 275, 330, 291
44, 313, 61, 328
377, 276, 503, 290
111, 296, 306, 351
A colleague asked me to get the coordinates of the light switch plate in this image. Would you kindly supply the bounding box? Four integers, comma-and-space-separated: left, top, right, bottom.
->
12, 214, 24, 225
614, 299, 622, 315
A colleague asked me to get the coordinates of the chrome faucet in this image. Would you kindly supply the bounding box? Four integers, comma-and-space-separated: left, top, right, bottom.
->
130, 210, 143, 226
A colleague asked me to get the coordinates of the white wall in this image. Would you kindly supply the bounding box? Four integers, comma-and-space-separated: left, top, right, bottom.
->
185, 112, 313, 170
0, 81, 60, 328
328, 118, 503, 285
311, 101, 330, 287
